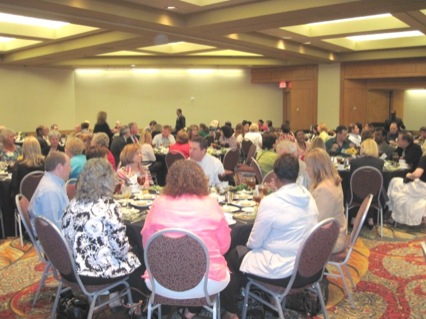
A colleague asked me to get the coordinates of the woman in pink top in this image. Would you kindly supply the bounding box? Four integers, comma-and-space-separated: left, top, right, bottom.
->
169, 130, 190, 158
141, 160, 231, 319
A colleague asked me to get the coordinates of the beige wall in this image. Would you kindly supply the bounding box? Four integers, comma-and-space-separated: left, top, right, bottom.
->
317, 63, 340, 129
0, 67, 282, 132
404, 89, 426, 130
0, 67, 75, 132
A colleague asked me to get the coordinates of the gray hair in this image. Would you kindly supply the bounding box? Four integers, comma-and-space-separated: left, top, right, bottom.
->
48, 130, 61, 139
75, 158, 115, 203
65, 137, 85, 156
91, 132, 110, 147
276, 140, 297, 155
120, 125, 129, 136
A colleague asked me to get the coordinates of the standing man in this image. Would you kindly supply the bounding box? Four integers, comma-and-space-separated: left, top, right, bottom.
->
189, 136, 225, 186
127, 122, 140, 144
175, 108, 186, 133
111, 125, 130, 165
29, 151, 70, 230
384, 110, 405, 132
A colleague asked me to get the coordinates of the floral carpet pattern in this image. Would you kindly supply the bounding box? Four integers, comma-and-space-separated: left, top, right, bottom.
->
0, 223, 425, 319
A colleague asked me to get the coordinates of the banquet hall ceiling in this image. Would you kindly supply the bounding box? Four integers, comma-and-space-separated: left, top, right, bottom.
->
0, 0, 425, 68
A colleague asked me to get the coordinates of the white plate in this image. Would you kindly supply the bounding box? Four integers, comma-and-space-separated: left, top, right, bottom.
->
232, 200, 256, 207
130, 200, 153, 208
121, 207, 139, 214
234, 194, 253, 200
227, 219, 237, 225
242, 207, 256, 213
221, 205, 239, 213
135, 194, 156, 200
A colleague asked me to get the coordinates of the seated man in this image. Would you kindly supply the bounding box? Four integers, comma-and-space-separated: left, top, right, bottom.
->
325, 125, 353, 157
386, 122, 399, 148
396, 131, 423, 171
189, 136, 225, 186
220, 154, 319, 319
374, 127, 394, 160
29, 151, 70, 230
152, 125, 176, 148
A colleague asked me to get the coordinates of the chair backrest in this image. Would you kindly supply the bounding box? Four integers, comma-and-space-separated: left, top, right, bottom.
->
262, 170, 276, 185
284, 218, 339, 294
250, 157, 263, 184
34, 216, 83, 287
165, 151, 185, 169
349, 194, 373, 248
241, 139, 253, 157
349, 166, 383, 205
15, 194, 47, 261
245, 144, 257, 165
222, 147, 240, 171
19, 170, 45, 201
65, 178, 78, 200
144, 228, 212, 302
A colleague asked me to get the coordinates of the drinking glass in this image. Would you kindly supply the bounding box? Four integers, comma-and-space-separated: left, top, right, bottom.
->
246, 176, 256, 190
122, 186, 132, 209
137, 175, 146, 187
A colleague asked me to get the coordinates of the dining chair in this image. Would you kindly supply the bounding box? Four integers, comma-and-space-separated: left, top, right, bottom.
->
326, 194, 373, 309
15, 194, 56, 307
346, 166, 384, 236
64, 178, 78, 200
144, 228, 222, 319
222, 147, 240, 181
16, 170, 45, 246
241, 218, 340, 319
249, 157, 263, 184
165, 151, 185, 169
34, 216, 133, 319
262, 170, 277, 185
241, 139, 253, 163
244, 144, 257, 165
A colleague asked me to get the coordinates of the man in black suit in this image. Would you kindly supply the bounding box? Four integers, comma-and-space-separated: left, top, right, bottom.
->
111, 125, 130, 165
126, 122, 140, 144
384, 110, 405, 132
175, 108, 186, 133
396, 131, 422, 171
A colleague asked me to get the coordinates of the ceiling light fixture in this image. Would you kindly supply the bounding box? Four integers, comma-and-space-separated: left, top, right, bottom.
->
165, 5, 177, 10
0, 12, 68, 28
309, 13, 391, 26
347, 30, 423, 41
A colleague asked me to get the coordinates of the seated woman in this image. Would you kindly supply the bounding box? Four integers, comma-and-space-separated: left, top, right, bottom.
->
243, 123, 262, 151
141, 130, 156, 166
142, 160, 231, 319
221, 154, 318, 319
11, 136, 45, 199
255, 133, 277, 177
0, 128, 22, 163
349, 138, 384, 228
388, 150, 426, 226
42, 130, 65, 156
61, 158, 142, 303
117, 144, 153, 188
169, 130, 190, 158
65, 137, 86, 180
218, 125, 237, 148
305, 148, 347, 253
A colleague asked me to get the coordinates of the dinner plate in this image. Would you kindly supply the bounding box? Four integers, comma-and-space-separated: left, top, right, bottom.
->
221, 205, 239, 213
227, 219, 237, 225
121, 207, 139, 214
233, 194, 253, 200
232, 200, 256, 207
130, 200, 153, 208
242, 207, 256, 213
135, 194, 156, 200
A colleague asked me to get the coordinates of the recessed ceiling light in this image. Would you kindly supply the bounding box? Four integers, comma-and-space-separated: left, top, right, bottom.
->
309, 14, 391, 26
0, 12, 68, 28
165, 5, 177, 10
347, 30, 423, 41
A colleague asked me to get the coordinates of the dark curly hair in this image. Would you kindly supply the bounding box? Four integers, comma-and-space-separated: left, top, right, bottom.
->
163, 160, 209, 197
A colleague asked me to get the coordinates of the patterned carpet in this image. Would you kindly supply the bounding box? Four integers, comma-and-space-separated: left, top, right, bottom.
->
0, 223, 425, 319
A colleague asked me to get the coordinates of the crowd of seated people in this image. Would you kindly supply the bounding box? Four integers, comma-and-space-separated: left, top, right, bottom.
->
3, 110, 426, 318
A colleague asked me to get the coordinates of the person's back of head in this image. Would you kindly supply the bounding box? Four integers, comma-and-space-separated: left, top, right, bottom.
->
262, 133, 276, 150
65, 137, 85, 157
91, 132, 110, 148
280, 123, 291, 134
86, 145, 108, 160
274, 154, 299, 183
276, 140, 296, 155
119, 125, 129, 137
97, 111, 107, 124
310, 137, 326, 150
360, 138, 379, 157
45, 151, 67, 172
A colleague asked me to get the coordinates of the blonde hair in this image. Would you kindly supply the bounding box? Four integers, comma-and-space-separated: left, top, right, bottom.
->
305, 148, 341, 189
310, 137, 326, 150
20, 136, 44, 167
65, 137, 85, 156
142, 130, 152, 144
317, 123, 328, 132
360, 138, 379, 157
120, 144, 141, 166
249, 123, 259, 132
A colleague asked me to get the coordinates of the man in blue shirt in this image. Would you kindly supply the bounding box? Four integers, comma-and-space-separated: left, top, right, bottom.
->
29, 151, 71, 231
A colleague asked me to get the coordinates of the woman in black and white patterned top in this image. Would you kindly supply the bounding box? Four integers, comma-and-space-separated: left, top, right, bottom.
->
62, 158, 141, 285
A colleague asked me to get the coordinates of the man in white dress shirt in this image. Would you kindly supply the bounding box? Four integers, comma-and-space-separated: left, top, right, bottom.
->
189, 136, 225, 186
152, 125, 176, 148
